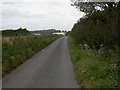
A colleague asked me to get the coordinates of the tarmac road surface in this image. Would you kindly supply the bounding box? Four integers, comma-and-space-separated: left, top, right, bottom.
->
2, 37, 79, 88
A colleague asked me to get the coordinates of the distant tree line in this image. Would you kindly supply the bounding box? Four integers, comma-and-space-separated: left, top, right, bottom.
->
70, 1, 120, 49
31, 29, 61, 35
31, 29, 66, 35
2, 28, 31, 36
2, 28, 67, 36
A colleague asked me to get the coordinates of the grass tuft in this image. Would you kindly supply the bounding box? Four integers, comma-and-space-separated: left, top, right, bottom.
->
68, 36, 119, 88
2, 35, 60, 78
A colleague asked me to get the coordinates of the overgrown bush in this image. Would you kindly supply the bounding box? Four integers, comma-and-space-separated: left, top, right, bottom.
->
70, 4, 119, 49
69, 1, 120, 88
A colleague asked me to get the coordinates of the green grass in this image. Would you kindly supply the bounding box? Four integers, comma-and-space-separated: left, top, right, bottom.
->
2, 35, 60, 78
68, 36, 119, 88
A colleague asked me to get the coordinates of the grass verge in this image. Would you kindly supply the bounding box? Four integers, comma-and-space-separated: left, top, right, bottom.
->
68, 36, 119, 88
2, 35, 60, 78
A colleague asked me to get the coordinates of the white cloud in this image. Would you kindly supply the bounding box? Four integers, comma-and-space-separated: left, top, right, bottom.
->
1, 0, 70, 2
2, 0, 85, 31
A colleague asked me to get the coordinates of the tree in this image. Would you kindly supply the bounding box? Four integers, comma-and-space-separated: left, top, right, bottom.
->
71, 0, 119, 16
70, 0, 119, 49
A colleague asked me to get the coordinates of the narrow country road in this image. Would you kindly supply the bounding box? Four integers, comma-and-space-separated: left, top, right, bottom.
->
2, 37, 79, 88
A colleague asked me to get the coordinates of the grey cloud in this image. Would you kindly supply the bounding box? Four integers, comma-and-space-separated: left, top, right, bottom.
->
2, 1, 84, 31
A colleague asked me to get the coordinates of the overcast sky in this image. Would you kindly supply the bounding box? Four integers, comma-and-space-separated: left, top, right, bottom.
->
1, 0, 85, 31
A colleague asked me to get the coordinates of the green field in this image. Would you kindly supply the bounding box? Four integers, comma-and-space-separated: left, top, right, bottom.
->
2, 34, 60, 77
68, 37, 119, 88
